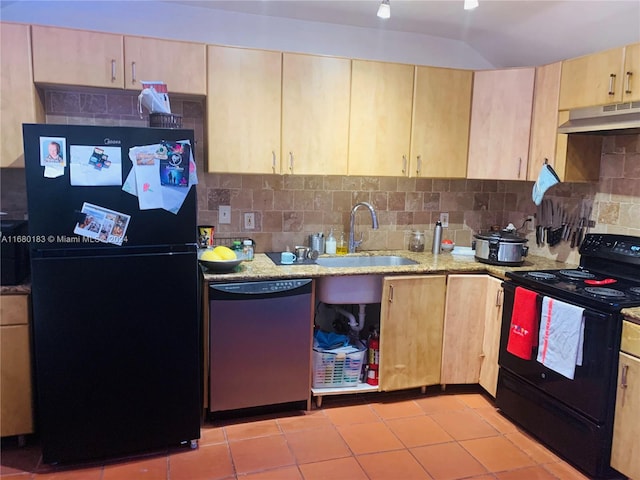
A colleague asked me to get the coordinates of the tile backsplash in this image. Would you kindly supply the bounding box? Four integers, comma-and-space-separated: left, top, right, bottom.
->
1, 88, 638, 264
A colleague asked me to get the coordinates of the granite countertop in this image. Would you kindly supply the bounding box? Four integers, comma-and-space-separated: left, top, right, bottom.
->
0, 283, 31, 295
201, 250, 567, 281
201, 250, 640, 320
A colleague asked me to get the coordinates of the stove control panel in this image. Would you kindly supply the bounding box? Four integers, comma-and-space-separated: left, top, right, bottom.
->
581, 234, 640, 259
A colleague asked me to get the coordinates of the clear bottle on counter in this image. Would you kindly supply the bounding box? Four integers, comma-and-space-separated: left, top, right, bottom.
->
336, 232, 348, 256
242, 239, 254, 261
325, 229, 337, 255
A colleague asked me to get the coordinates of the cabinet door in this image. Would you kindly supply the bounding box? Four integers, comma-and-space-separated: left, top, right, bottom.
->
622, 43, 640, 103
379, 275, 445, 391
528, 62, 561, 181
611, 352, 640, 480
207, 46, 281, 174
282, 53, 350, 175
124, 36, 206, 95
0, 295, 33, 437
0, 23, 44, 168
479, 276, 503, 397
559, 47, 625, 110
32, 25, 124, 88
441, 275, 486, 384
467, 68, 535, 180
348, 60, 414, 177
410, 66, 472, 178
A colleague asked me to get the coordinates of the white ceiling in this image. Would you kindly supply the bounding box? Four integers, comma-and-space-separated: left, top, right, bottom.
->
166, 0, 640, 67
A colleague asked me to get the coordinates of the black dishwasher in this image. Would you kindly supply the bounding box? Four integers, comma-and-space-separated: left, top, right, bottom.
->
209, 279, 313, 415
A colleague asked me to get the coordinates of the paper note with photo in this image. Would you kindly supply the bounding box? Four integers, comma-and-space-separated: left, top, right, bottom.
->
128, 144, 164, 210
69, 145, 122, 186
161, 141, 198, 214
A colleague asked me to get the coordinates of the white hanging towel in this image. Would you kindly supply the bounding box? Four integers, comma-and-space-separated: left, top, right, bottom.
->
536, 296, 585, 380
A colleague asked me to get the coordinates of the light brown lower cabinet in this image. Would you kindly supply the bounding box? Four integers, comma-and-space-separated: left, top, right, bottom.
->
441, 274, 503, 397
379, 275, 446, 391
611, 320, 640, 480
0, 294, 34, 438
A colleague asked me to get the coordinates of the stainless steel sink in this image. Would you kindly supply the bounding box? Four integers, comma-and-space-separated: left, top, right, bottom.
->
315, 255, 418, 268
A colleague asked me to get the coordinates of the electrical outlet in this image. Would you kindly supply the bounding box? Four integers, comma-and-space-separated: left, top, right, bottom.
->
439, 212, 449, 228
244, 212, 255, 230
527, 215, 536, 231
219, 205, 231, 224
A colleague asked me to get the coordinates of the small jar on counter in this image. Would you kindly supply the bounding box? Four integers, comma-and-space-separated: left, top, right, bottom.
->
242, 239, 254, 261
408, 230, 425, 252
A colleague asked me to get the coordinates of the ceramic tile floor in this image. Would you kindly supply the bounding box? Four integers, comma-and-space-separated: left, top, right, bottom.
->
0, 390, 594, 480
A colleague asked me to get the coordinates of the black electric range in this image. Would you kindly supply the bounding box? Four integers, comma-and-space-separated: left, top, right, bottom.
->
506, 233, 640, 312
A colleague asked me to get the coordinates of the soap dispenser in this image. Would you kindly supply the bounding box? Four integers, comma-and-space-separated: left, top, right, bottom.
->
325, 228, 337, 255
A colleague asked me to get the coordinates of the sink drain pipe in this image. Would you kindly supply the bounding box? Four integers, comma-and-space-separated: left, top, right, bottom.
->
332, 304, 367, 332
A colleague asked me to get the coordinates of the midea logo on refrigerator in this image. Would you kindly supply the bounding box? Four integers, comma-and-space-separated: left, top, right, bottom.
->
103, 138, 121, 145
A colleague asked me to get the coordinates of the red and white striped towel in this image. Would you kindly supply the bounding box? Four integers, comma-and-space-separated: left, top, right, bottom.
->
536, 296, 585, 380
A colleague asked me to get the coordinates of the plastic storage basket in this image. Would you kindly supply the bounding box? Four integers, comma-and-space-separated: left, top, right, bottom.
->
312, 343, 366, 388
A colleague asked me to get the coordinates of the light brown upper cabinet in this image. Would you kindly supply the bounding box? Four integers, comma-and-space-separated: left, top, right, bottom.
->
348, 60, 414, 177
207, 45, 282, 174
32, 25, 125, 89
529, 62, 601, 183
623, 43, 640, 103
559, 43, 640, 110
32, 26, 206, 95
467, 67, 535, 180
410, 66, 472, 178
123, 36, 206, 95
1, 23, 44, 168
281, 53, 351, 176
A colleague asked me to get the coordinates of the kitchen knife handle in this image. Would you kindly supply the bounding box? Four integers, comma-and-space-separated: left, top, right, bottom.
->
625, 71, 633, 95
608, 73, 616, 95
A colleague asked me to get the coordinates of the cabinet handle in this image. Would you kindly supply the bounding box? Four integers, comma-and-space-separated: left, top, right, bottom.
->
402, 155, 407, 174
416, 155, 422, 176
625, 71, 633, 95
289, 152, 294, 173
608, 73, 616, 95
111, 59, 116, 82
388, 284, 394, 303
621, 364, 628, 389
518, 158, 522, 179
272, 151, 277, 174
496, 289, 502, 307
131, 61, 137, 84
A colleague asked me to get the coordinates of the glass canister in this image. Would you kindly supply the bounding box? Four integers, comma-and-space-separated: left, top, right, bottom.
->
408, 230, 425, 252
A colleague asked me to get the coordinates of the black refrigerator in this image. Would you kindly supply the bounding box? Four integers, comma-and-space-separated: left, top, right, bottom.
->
22, 124, 201, 464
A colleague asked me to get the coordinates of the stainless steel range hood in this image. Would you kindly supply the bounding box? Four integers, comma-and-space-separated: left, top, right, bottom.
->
558, 102, 640, 135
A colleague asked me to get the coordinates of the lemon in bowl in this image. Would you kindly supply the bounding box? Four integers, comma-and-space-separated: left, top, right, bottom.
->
199, 246, 243, 272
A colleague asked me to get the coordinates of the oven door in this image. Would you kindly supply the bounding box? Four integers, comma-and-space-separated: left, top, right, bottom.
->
498, 281, 621, 424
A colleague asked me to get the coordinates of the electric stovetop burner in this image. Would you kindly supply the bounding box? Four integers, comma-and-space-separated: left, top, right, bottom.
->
583, 287, 626, 298
559, 269, 596, 280
526, 272, 558, 280
629, 286, 640, 296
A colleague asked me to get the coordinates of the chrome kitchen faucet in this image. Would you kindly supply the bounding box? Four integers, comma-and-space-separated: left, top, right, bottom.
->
348, 202, 379, 253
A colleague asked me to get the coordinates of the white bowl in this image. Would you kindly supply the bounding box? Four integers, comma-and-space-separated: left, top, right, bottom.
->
440, 242, 455, 252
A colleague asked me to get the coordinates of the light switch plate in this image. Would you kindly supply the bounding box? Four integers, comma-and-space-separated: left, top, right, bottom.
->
219, 205, 231, 224
440, 212, 449, 228
244, 212, 255, 230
